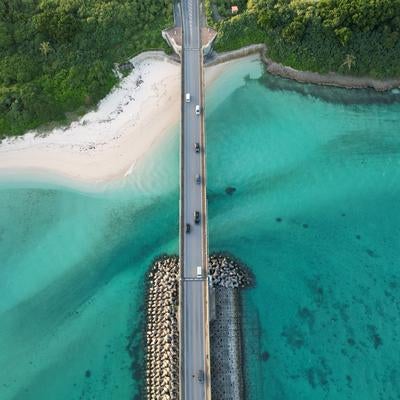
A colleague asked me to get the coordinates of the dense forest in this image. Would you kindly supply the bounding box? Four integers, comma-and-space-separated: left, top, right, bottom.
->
0, 0, 173, 138
210, 0, 400, 78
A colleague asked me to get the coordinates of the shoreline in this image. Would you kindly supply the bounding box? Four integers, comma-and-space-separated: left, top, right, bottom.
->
0, 51, 182, 191
0, 51, 236, 191
1, 46, 399, 191
207, 44, 400, 92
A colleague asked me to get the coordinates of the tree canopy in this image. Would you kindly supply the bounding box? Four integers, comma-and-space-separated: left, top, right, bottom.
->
0, 0, 173, 138
209, 0, 400, 79
251, 0, 400, 77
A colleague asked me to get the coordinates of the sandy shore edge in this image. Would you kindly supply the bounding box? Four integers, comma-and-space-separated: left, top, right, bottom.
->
1, 45, 398, 190
207, 44, 400, 92
0, 52, 234, 190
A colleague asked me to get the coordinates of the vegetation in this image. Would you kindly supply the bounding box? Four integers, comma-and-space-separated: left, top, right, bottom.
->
0, 0, 173, 138
205, 0, 265, 52
208, 0, 400, 78
251, 0, 400, 78
213, 0, 248, 19
214, 11, 266, 52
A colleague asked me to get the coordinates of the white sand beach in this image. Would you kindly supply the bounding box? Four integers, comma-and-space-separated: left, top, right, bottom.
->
0, 52, 240, 189
0, 53, 181, 188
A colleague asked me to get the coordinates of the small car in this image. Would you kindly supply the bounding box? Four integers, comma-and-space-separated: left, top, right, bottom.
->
186, 223, 191, 233
194, 142, 200, 153
185, 93, 191, 103
195, 174, 201, 184
194, 211, 200, 224
195, 105, 200, 115
198, 369, 204, 383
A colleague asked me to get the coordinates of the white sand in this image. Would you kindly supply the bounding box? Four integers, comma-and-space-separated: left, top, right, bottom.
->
0, 53, 246, 188
0, 53, 181, 188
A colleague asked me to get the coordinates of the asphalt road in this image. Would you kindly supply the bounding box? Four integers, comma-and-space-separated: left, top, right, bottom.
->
181, 0, 209, 399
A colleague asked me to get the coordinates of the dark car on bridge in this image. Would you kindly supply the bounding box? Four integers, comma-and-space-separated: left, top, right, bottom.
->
198, 369, 204, 383
194, 211, 200, 224
186, 223, 191, 233
195, 174, 201, 184
194, 142, 200, 153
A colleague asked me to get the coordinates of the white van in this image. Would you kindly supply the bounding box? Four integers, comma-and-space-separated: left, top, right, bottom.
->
186, 93, 191, 103
196, 266, 202, 278
195, 105, 200, 115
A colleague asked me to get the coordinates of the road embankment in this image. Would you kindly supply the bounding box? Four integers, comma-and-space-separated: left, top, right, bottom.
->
209, 254, 253, 400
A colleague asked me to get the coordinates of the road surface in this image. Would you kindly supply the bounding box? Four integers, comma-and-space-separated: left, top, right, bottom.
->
180, 0, 210, 399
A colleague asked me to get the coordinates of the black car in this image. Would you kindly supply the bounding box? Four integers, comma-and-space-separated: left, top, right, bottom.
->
194, 142, 200, 153
194, 211, 200, 224
186, 223, 191, 233
198, 369, 204, 383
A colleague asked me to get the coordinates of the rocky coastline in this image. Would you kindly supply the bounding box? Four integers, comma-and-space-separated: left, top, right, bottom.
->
206, 44, 400, 92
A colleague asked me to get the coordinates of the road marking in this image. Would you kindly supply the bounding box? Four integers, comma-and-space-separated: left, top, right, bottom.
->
182, 277, 206, 281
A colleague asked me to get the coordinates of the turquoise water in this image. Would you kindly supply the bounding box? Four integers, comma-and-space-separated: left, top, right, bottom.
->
0, 132, 180, 399
206, 59, 400, 399
1, 58, 400, 399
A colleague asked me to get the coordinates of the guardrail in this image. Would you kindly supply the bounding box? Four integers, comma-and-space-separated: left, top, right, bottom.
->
178, 26, 185, 400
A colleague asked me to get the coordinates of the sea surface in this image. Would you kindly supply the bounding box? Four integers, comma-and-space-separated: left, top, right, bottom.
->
1, 58, 400, 399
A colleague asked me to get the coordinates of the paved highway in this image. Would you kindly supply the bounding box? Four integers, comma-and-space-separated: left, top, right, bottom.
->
180, 0, 210, 399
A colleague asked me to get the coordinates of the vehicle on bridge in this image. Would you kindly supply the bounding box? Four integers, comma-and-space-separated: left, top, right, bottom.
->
194, 142, 200, 153
196, 266, 203, 278
195, 174, 201, 184
194, 210, 200, 224
195, 104, 201, 115
186, 93, 191, 103
186, 223, 191, 233
198, 369, 204, 383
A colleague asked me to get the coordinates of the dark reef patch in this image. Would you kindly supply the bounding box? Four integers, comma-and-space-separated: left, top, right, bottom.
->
347, 338, 356, 346
298, 307, 315, 330
366, 249, 379, 258
225, 186, 237, 195
307, 276, 325, 306
260, 351, 270, 362
282, 325, 305, 349
367, 325, 383, 349
305, 358, 332, 389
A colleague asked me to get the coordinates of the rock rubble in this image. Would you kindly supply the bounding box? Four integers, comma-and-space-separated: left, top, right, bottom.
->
145, 256, 180, 400
209, 254, 252, 288
144, 253, 252, 399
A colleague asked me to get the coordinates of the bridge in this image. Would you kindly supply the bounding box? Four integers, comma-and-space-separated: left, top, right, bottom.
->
179, 0, 212, 399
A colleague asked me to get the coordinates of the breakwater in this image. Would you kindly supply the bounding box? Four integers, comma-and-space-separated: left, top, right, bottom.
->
145, 256, 180, 400
144, 254, 252, 400
209, 255, 252, 400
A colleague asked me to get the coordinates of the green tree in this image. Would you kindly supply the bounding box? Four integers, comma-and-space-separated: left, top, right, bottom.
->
341, 54, 356, 71
39, 41, 52, 57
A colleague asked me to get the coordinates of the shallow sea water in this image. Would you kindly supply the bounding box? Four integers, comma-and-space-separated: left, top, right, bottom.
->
0, 58, 400, 399
0, 131, 180, 400
206, 59, 400, 400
